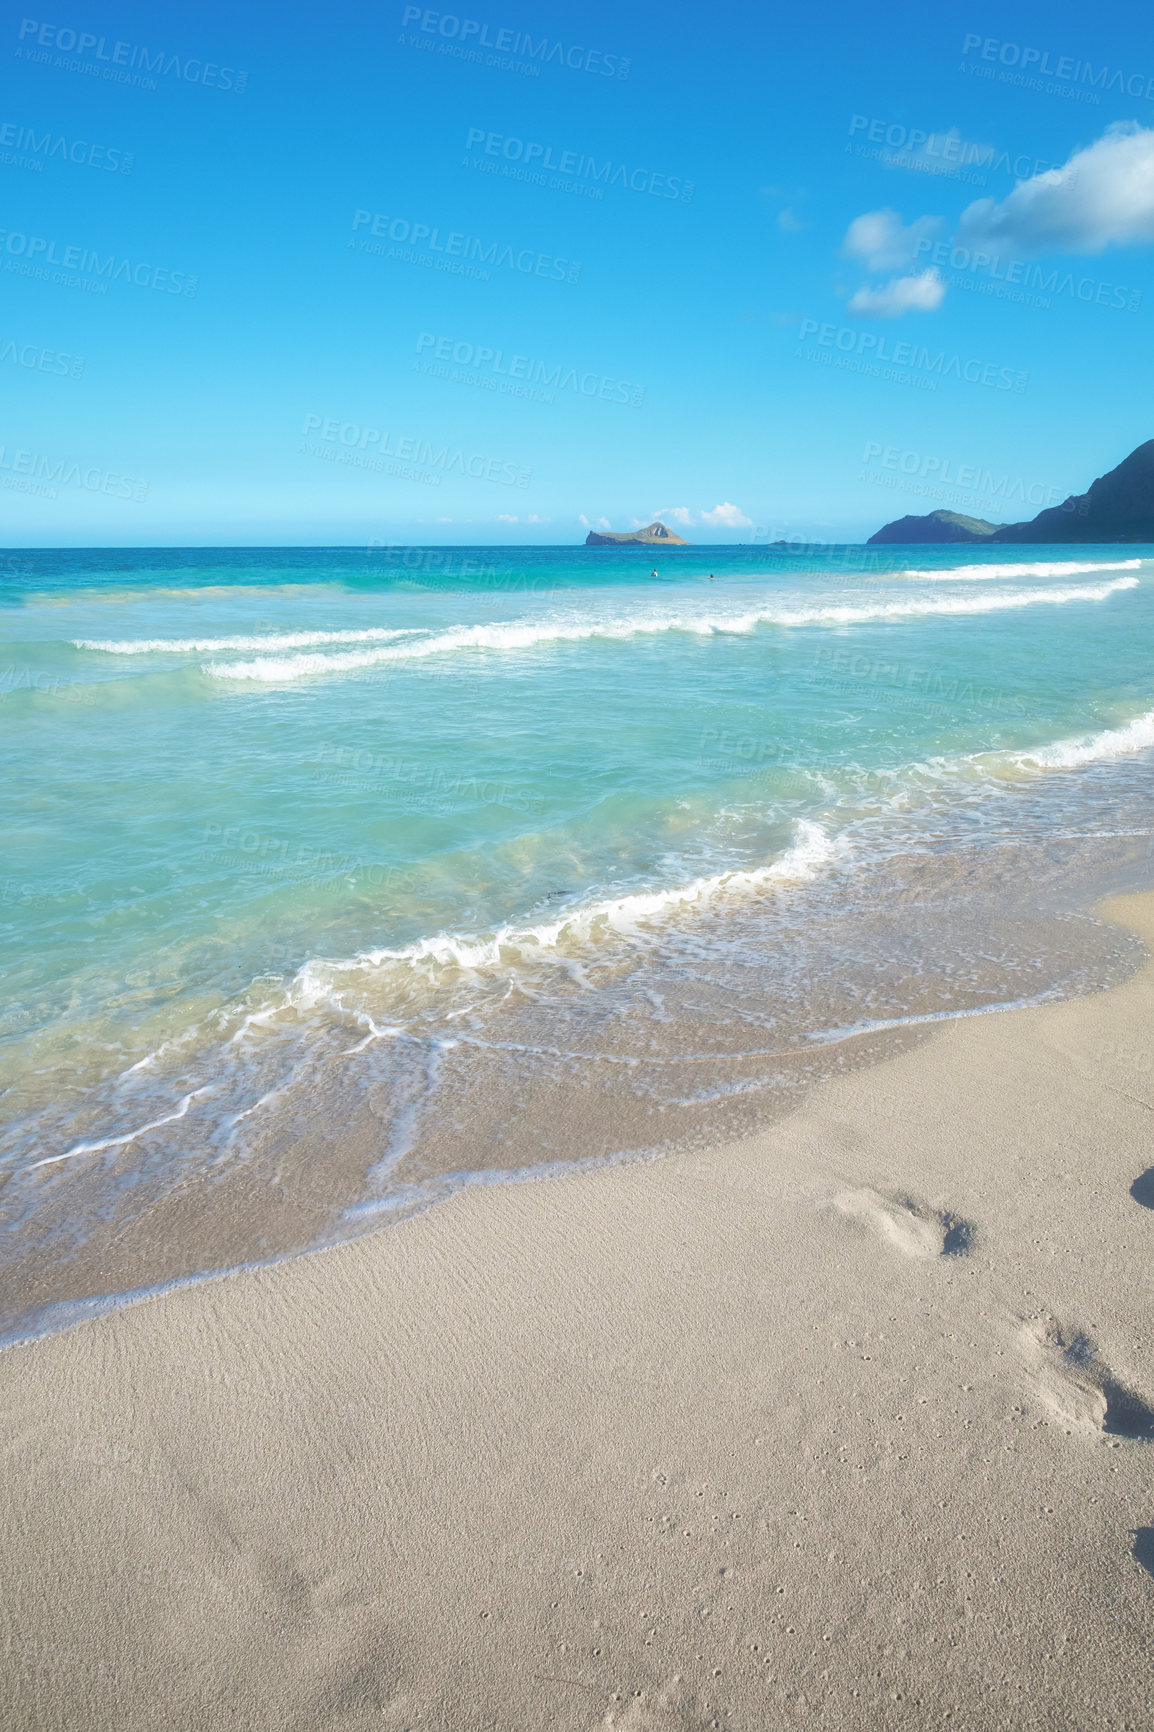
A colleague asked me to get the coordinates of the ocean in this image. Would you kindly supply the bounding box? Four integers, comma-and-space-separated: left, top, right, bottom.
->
3, 541, 1153, 1341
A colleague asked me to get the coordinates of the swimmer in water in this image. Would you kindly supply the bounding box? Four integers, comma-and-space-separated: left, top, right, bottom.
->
651, 568, 658, 578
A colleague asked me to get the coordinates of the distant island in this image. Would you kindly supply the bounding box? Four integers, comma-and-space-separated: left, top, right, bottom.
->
585, 521, 691, 546
867, 510, 1000, 545
868, 439, 1154, 544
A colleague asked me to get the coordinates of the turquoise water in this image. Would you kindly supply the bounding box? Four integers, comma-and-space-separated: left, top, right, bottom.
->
3, 542, 1154, 1336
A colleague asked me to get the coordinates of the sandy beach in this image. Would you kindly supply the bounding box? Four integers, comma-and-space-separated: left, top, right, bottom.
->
3, 892, 1153, 1731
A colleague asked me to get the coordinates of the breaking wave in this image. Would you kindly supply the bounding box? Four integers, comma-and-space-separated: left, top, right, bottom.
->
205, 579, 1140, 682
1009, 707, 1154, 772
291, 820, 837, 1000
902, 558, 1143, 581
75, 627, 421, 654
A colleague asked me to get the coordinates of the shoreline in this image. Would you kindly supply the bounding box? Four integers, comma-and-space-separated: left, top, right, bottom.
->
4, 768, 1151, 1342
3, 892, 1154, 1727
5, 543, 1152, 1318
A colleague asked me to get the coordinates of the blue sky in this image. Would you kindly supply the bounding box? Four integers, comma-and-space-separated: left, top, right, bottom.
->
3, 0, 1154, 545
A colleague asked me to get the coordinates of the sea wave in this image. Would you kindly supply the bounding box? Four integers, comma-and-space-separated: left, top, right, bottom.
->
902, 558, 1143, 581
1008, 707, 1154, 771
75, 627, 421, 654
291, 820, 837, 999
206, 579, 1140, 682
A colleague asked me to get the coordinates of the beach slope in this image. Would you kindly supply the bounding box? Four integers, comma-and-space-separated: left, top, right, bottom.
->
2, 898, 1153, 1730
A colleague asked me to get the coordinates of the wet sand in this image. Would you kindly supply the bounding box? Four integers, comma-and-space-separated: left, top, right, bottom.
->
2, 894, 1153, 1730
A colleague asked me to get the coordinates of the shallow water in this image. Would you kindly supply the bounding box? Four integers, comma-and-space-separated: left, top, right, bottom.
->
2, 542, 1153, 1340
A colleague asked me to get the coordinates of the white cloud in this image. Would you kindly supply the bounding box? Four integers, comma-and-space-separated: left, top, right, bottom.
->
958, 122, 1154, 254
778, 208, 805, 233
496, 514, 518, 523
649, 504, 753, 530
842, 207, 943, 271
847, 268, 946, 317
526, 514, 550, 523
579, 514, 612, 529
700, 502, 753, 529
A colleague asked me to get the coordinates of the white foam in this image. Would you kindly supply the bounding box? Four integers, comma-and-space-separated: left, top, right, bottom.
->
808, 988, 1067, 1045
28, 1086, 211, 1171
75, 627, 421, 654
1009, 708, 1154, 771
291, 821, 837, 1000
902, 558, 1143, 581
205, 579, 1140, 682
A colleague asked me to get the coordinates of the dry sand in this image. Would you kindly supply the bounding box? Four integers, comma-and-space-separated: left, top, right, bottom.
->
2, 894, 1153, 1731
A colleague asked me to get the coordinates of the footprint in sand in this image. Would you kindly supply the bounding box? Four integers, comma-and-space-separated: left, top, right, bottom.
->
1132, 1529, 1154, 1579
833, 1188, 973, 1260
1019, 1319, 1154, 1441
1130, 1167, 1154, 1208
600, 1677, 713, 1730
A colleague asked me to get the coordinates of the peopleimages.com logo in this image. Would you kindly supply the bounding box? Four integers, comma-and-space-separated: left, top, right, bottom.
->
797, 319, 1028, 392
463, 128, 693, 201
415, 332, 645, 406
351, 210, 581, 284
15, 18, 248, 91
0, 118, 134, 172
913, 239, 1141, 312
399, 7, 630, 78
0, 444, 148, 502
960, 33, 1154, 101
846, 114, 1073, 185
1, 335, 85, 377
861, 442, 1070, 507
300, 415, 532, 488
0, 229, 197, 295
